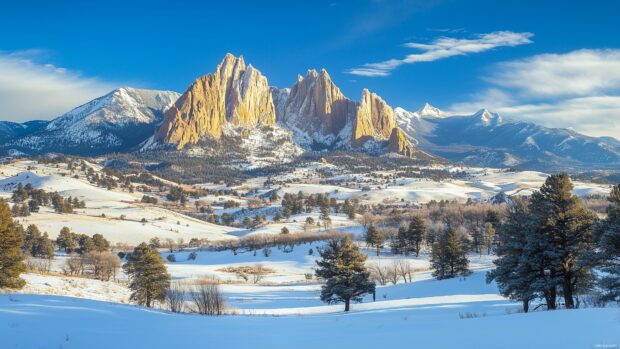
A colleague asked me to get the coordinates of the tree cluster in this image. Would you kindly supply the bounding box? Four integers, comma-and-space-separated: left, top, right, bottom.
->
488, 174, 597, 311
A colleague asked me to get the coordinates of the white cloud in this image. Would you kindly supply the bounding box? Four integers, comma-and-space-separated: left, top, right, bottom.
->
450, 49, 620, 139
347, 31, 534, 76
487, 49, 620, 97
0, 50, 117, 122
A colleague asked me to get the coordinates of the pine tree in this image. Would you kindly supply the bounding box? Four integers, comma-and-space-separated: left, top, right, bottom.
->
319, 201, 330, 230
365, 225, 384, 256
430, 226, 470, 279
315, 237, 375, 311
123, 243, 171, 307
483, 222, 496, 255
404, 217, 425, 257
33, 232, 55, 260
92, 233, 110, 252
597, 184, 620, 302
56, 227, 77, 252
343, 199, 356, 220
78, 234, 95, 254
487, 197, 536, 312
529, 174, 596, 309
0, 200, 26, 289
23, 224, 42, 256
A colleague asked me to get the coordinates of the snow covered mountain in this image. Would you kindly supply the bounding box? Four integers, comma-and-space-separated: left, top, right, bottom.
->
0, 120, 48, 141
396, 105, 620, 171
2, 87, 179, 155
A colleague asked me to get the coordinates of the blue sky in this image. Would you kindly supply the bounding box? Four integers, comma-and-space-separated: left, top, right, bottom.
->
1, 0, 620, 137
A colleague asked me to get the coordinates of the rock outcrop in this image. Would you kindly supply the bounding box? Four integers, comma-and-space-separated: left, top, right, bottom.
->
280, 69, 356, 146
352, 89, 397, 147
387, 127, 414, 158
155, 53, 415, 157
155, 54, 276, 149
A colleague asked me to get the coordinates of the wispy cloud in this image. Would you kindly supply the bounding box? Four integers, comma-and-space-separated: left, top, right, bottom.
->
0, 50, 117, 122
347, 31, 534, 77
450, 49, 620, 139
487, 49, 620, 97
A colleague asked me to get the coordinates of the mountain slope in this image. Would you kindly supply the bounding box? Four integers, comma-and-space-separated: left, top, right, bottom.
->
0, 120, 48, 141
396, 105, 620, 170
3, 87, 179, 155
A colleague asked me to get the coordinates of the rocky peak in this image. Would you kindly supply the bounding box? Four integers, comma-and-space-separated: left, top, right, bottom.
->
352, 89, 397, 147
281, 68, 356, 142
155, 54, 276, 149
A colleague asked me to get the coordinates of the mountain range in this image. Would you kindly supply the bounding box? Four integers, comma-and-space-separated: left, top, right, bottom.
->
396, 106, 620, 171
1, 53, 619, 172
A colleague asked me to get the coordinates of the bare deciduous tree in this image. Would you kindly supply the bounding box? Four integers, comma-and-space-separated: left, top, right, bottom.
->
368, 263, 390, 286
393, 259, 414, 283
191, 283, 226, 315
83, 251, 121, 281
63, 253, 85, 276
165, 284, 186, 313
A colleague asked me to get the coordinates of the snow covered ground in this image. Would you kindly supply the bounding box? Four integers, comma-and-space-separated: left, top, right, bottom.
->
0, 159, 615, 349
2, 286, 617, 349
274, 165, 610, 205
0, 161, 238, 244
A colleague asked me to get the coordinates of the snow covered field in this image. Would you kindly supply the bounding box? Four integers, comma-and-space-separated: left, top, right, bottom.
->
0, 159, 615, 349
2, 285, 618, 349
0, 161, 237, 244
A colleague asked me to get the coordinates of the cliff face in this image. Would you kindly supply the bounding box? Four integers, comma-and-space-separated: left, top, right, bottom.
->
352, 89, 397, 147
155, 53, 415, 157
155, 54, 275, 149
280, 69, 356, 143
387, 127, 415, 158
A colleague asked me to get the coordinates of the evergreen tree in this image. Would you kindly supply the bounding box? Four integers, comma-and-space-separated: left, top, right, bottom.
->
0, 200, 26, 289
529, 174, 596, 309
23, 224, 54, 259
597, 184, 620, 302
23, 224, 39, 255
315, 237, 375, 311
319, 201, 330, 230
398, 217, 425, 257
78, 234, 95, 254
343, 199, 356, 220
33, 232, 54, 259
92, 233, 110, 252
487, 197, 536, 312
483, 222, 496, 255
123, 243, 171, 307
365, 225, 384, 256
56, 227, 77, 252
430, 226, 470, 279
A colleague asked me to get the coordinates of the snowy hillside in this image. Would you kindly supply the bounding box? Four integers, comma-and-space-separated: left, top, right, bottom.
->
3, 88, 180, 155
0, 120, 48, 141
0, 160, 237, 244
2, 280, 618, 349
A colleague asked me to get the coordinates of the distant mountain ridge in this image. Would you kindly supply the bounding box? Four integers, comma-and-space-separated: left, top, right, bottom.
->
1, 87, 179, 155
0, 120, 48, 140
395, 105, 620, 171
